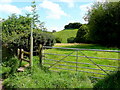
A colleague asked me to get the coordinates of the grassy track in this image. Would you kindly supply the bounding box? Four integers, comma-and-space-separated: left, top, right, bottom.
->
42, 43, 119, 78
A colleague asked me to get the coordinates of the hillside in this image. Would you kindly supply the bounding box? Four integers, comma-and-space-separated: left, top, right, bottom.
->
53, 29, 78, 43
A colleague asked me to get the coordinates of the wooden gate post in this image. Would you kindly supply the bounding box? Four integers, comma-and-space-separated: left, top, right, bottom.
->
38, 44, 43, 66
18, 49, 24, 67
17, 48, 20, 59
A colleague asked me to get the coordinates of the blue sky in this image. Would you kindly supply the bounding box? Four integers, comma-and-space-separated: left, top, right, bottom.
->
0, 0, 105, 31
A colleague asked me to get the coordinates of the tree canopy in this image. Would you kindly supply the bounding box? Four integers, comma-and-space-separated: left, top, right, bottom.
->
75, 24, 89, 43
86, 2, 120, 47
64, 22, 82, 29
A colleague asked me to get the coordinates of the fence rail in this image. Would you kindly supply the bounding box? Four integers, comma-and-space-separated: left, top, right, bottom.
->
17, 49, 30, 66
45, 59, 119, 68
43, 46, 120, 52
43, 62, 117, 72
43, 53, 120, 61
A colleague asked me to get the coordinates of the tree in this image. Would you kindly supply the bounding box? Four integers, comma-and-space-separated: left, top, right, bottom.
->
2, 14, 32, 44
64, 22, 82, 29
75, 24, 89, 43
30, 1, 47, 31
52, 30, 56, 33
67, 37, 75, 43
2, 14, 55, 53
86, 2, 120, 47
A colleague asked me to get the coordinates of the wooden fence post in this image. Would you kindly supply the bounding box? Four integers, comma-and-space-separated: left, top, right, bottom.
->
17, 48, 20, 59
19, 49, 24, 67
39, 44, 43, 66
21, 49, 24, 59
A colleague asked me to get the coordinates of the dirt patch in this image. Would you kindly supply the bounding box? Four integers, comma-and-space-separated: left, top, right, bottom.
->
55, 43, 83, 46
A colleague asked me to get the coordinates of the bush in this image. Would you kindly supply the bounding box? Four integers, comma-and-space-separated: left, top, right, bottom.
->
75, 24, 89, 43
67, 37, 75, 43
94, 71, 120, 88
2, 31, 56, 53
55, 37, 62, 43
2, 57, 19, 79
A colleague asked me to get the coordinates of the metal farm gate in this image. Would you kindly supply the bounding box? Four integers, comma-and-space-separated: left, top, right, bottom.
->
42, 46, 120, 79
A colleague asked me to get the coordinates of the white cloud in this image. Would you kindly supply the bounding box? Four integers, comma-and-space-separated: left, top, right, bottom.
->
80, 3, 93, 12
0, 0, 12, 4
39, 0, 68, 19
23, 6, 33, 13
79, 3, 93, 24
96, 0, 110, 2
47, 26, 63, 31
0, 4, 22, 14
59, 0, 74, 8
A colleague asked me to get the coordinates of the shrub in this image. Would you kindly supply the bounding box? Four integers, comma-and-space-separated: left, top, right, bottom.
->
75, 24, 89, 43
2, 57, 19, 78
2, 31, 56, 53
94, 71, 120, 88
67, 37, 75, 43
55, 37, 62, 43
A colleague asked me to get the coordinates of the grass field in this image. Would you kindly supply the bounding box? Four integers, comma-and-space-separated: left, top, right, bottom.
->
42, 43, 119, 79
2, 43, 120, 88
53, 29, 78, 43
3, 57, 93, 88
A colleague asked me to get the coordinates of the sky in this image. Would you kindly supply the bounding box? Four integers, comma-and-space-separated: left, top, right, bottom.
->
0, 0, 109, 31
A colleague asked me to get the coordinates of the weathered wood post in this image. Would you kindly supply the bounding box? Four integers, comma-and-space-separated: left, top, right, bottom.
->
21, 49, 24, 59
17, 48, 20, 59
38, 44, 43, 66
30, 18, 33, 68
18, 49, 24, 67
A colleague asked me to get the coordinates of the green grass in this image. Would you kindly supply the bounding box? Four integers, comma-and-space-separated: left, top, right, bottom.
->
3, 57, 93, 88
53, 29, 78, 43
94, 71, 120, 89
2, 43, 120, 88
43, 44, 119, 79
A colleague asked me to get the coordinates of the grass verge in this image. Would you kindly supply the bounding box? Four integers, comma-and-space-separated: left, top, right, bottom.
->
3, 57, 93, 88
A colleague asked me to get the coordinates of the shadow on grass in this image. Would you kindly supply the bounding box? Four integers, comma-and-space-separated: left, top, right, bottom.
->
53, 44, 119, 52
63, 44, 119, 50
94, 71, 120, 89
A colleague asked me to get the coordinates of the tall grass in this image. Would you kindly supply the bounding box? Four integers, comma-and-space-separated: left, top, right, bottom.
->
94, 71, 120, 88
3, 57, 93, 88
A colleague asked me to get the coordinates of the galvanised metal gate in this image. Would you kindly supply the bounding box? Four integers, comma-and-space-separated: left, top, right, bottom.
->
42, 46, 120, 79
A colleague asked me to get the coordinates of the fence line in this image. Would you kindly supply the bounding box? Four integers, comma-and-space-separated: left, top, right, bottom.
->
17, 49, 30, 67
42, 46, 120, 79
17, 45, 120, 79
